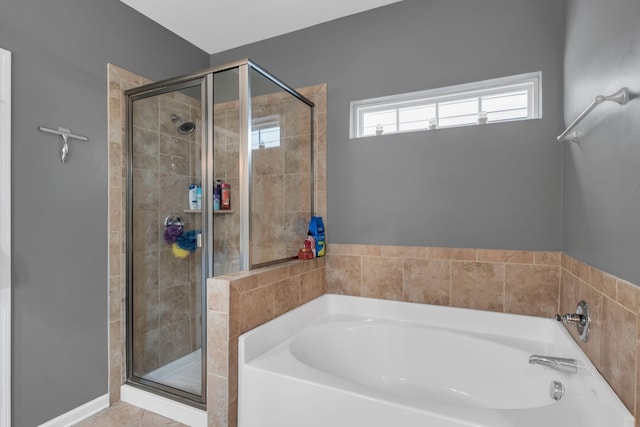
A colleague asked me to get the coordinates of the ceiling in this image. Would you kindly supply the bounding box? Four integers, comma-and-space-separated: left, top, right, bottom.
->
120, 0, 404, 54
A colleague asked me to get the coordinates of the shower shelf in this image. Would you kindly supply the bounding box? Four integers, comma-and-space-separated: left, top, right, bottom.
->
184, 209, 235, 214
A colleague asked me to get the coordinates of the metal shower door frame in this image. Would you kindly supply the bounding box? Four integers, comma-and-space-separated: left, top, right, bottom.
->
125, 76, 209, 408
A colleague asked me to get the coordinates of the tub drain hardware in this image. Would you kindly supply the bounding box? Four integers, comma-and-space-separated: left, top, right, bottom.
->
550, 380, 564, 401
555, 300, 590, 342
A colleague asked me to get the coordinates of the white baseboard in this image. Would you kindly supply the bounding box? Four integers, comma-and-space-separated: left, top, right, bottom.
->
38, 394, 109, 427
121, 385, 207, 427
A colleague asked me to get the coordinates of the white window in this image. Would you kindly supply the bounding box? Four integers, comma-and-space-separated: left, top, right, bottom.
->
252, 116, 281, 149
350, 71, 541, 138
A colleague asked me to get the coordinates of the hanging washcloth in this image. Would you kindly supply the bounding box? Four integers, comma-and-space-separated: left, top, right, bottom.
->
176, 230, 199, 252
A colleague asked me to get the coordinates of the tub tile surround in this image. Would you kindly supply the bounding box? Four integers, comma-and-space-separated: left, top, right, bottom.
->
326, 245, 561, 317
327, 244, 640, 423
559, 253, 639, 420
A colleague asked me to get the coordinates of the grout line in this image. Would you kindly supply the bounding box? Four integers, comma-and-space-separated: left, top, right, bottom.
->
401, 257, 406, 301
449, 260, 453, 306
502, 262, 506, 312
557, 265, 561, 315
360, 255, 364, 296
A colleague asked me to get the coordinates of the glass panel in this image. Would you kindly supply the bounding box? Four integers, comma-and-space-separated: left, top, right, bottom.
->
482, 91, 528, 112
362, 109, 396, 136
438, 97, 479, 118
398, 105, 436, 132
486, 108, 529, 121
249, 67, 313, 267
212, 69, 241, 276
129, 81, 204, 399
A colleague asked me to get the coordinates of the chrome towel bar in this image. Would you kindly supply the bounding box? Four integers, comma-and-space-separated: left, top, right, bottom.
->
557, 87, 630, 142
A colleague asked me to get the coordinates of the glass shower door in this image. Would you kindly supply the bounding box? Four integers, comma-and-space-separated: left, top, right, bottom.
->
127, 79, 207, 404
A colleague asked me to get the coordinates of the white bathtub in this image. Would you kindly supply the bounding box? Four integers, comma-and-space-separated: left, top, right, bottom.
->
238, 295, 633, 427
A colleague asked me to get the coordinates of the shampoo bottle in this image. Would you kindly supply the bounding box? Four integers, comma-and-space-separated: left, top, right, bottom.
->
308, 216, 326, 257
221, 182, 231, 210
214, 179, 222, 211
189, 184, 199, 210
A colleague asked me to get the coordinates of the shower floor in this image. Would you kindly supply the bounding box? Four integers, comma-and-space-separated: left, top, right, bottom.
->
144, 349, 201, 396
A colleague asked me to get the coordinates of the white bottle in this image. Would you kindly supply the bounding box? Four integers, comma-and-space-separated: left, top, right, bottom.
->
189, 184, 198, 210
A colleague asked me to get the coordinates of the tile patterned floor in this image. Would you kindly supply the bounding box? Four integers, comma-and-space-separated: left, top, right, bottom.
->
73, 401, 188, 427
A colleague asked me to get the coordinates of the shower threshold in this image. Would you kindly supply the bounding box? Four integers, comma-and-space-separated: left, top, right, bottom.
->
144, 349, 201, 396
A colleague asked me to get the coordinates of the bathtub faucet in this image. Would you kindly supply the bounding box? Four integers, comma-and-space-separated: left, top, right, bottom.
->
529, 355, 578, 374
555, 300, 590, 342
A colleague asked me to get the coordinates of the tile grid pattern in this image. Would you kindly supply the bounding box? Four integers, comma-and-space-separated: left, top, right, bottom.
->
326, 244, 640, 425
130, 87, 203, 378
559, 254, 640, 425
109, 67, 327, 423
250, 91, 314, 264
205, 83, 327, 427
109, 67, 639, 425
212, 99, 241, 275
73, 401, 186, 427
207, 258, 327, 427
326, 244, 562, 317
108, 64, 154, 404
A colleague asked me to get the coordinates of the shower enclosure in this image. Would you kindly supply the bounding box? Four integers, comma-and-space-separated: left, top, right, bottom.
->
125, 60, 314, 406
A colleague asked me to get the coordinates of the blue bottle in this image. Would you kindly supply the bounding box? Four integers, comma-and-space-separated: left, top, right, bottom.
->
308, 216, 325, 257
214, 179, 222, 211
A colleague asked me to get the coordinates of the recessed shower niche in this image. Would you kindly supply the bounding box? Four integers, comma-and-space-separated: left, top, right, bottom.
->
124, 60, 314, 406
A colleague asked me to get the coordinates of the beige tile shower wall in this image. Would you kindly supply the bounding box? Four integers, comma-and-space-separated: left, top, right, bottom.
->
205, 83, 327, 427
212, 101, 240, 275
249, 90, 318, 265
559, 254, 640, 424
206, 258, 327, 427
108, 63, 203, 400
326, 244, 562, 317
295, 85, 327, 228
131, 89, 202, 375
108, 64, 152, 404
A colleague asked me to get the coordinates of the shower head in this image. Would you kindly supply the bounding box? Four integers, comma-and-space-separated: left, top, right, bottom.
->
171, 113, 196, 135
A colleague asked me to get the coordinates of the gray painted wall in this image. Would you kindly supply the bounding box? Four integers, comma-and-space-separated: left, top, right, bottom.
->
0, 1, 209, 425
563, 0, 640, 285
212, 0, 565, 250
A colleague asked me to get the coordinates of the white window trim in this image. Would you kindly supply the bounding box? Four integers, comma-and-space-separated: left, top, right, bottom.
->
350, 71, 542, 138
0, 47, 12, 427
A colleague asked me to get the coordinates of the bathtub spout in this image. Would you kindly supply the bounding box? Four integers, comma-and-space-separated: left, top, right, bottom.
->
529, 355, 578, 374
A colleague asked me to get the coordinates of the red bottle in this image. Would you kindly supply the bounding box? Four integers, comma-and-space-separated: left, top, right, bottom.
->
221, 182, 231, 210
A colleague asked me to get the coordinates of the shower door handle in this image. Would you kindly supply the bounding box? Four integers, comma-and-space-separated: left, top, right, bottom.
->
197, 233, 202, 248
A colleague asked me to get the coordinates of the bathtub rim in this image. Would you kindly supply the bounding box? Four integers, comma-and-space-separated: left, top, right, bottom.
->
238, 294, 634, 426
242, 294, 566, 362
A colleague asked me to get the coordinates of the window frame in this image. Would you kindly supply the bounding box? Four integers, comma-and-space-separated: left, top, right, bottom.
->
350, 71, 542, 139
